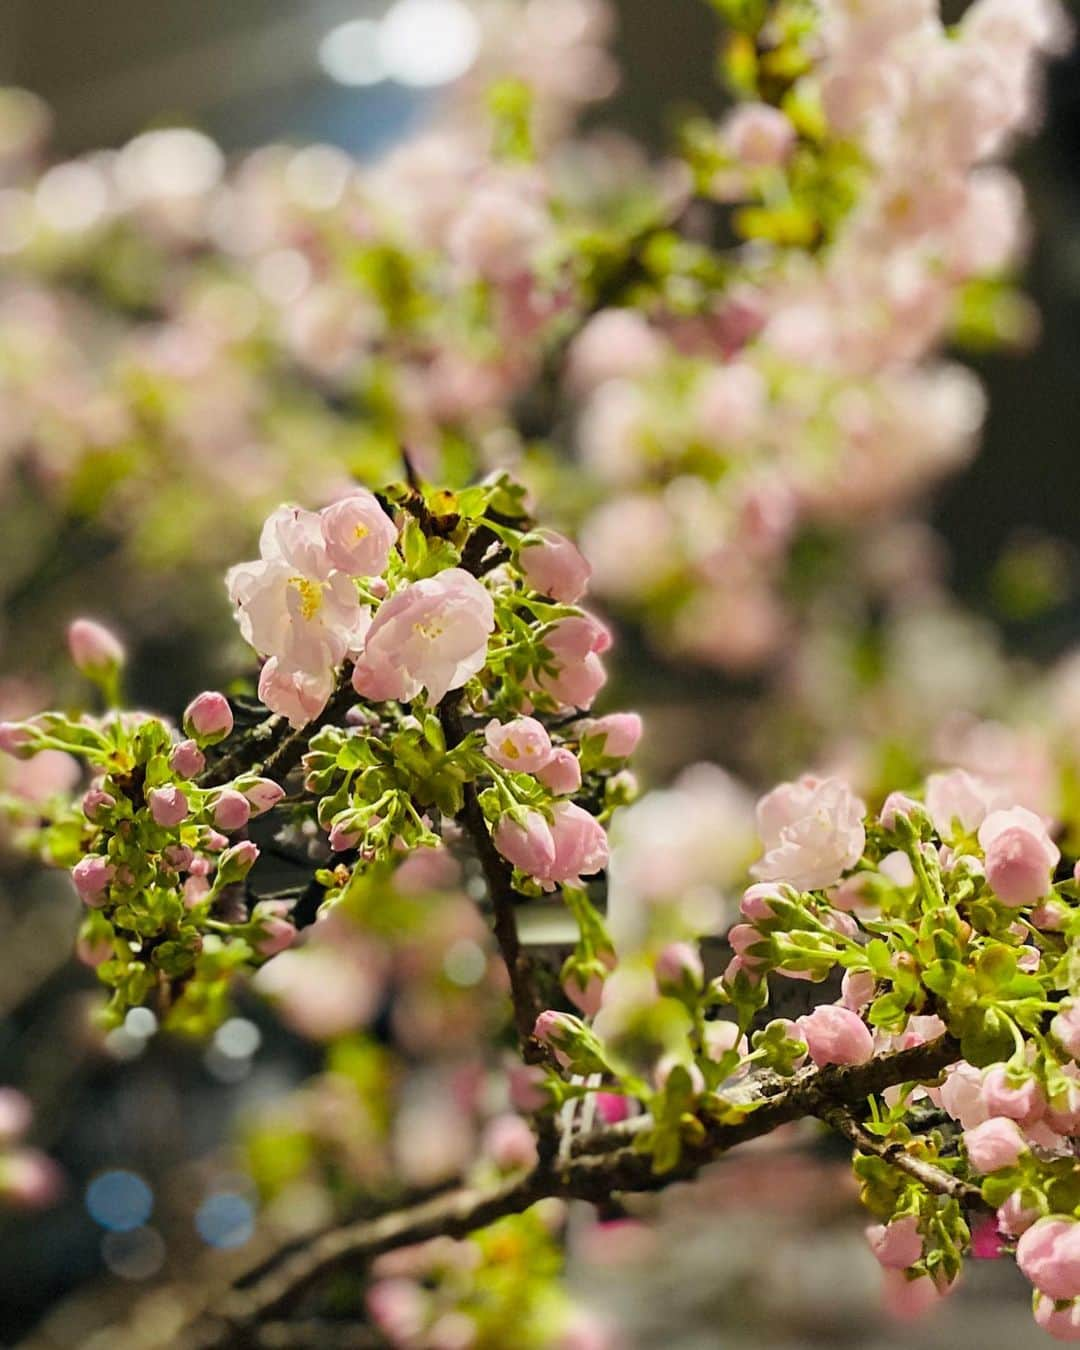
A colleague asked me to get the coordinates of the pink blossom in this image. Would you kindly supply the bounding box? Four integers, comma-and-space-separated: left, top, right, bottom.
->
723, 102, 797, 167
536, 748, 582, 796
8, 750, 79, 806
978, 806, 1060, 907
577, 713, 642, 759
352, 569, 494, 706
319, 489, 396, 576
841, 969, 876, 1012
484, 716, 553, 773
595, 1093, 633, 1125
493, 810, 556, 877
703, 1020, 746, 1061
981, 1065, 1046, 1126
257, 504, 332, 578
866, 1216, 922, 1269
1033, 1292, 1080, 1342
564, 969, 604, 1017
251, 901, 296, 957
183, 691, 233, 743
163, 844, 193, 871
243, 778, 286, 815
795, 1004, 873, 1067
481, 1114, 538, 1172
655, 942, 704, 993
258, 658, 334, 729
329, 820, 361, 852
169, 739, 205, 778
0, 723, 32, 757
963, 1116, 1026, 1173
212, 789, 251, 832
1018, 1218, 1080, 1301
537, 614, 611, 710
879, 1270, 950, 1323
940, 1061, 990, 1130
925, 769, 1004, 838
997, 1190, 1040, 1238
71, 854, 114, 907
148, 785, 188, 828
366, 1280, 426, 1344
752, 776, 866, 891
519, 530, 591, 604
1052, 1004, 1080, 1060
740, 882, 784, 922
879, 792, 922, 831
544, 801, 609, 886
228, 552, 369, 676
67, 617, 124, 675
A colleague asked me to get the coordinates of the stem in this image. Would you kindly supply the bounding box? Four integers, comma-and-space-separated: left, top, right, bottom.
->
178, 1034, 963, 1347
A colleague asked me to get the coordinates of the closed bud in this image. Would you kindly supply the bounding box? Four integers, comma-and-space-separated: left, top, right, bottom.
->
67, 618, 125, 678
216, 840, 259, 885
183, 691, 234, 745
655, 942, 705, 996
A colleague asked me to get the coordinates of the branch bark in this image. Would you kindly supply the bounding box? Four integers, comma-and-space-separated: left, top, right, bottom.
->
180, 1033, 962, 1347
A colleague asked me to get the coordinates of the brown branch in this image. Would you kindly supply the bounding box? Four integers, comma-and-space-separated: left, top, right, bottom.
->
179, 1034, 963, 1347
437, 694, 544, 1050
820, 1103, 985, 1207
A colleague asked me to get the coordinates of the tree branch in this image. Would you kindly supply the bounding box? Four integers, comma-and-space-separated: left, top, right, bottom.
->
820, 1103, 985, 1207
179, 1034, 962, 1347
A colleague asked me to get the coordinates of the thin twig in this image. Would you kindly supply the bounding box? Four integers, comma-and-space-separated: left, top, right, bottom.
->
821, 1103, 985, 1207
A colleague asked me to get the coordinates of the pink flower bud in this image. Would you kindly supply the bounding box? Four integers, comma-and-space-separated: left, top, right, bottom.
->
1053, 1004, 1080, 1060
536, 748, 582, 796
252, 904, 296, 957
481, 1114, 538, 1172
1018, 1218, 1080, 1301
533, 1009, 583, 1067
319, 489, 396, 577
82, 787, 115, 821
148, 785, 188, 828
981, 1065, 1046, 1126
507, 1063, 549, 1113
366, 1279, 426, 1343
1033, 1291, 1080, 1341
71, 855, 115, 907
940, 1061, 990, 1130
866, 1216, 922, 1270
163, 843, 194, 871
655, 942, 704, 994
841, 969, 876, 1012
217, 840, 259, 884
979, 806, 1060, 907
212, 789, 251, 832
183, 691, 234, 745
963, 1116, 1026, 1173
538, 614, 610, 710
739, 883, 783, 922
244, 778, 286, 815
169, 740, 205, 779
595, 1092, 633, 1125
484, 716, 553, 773
879, 792, 922, 831
0, 722, 32, 757
67, 618, 124, 676
563, 970, 604, 1017
493, 810, 556, 877
519, 530, 591, 604
577, 713, 642, 759
997, 1190, 1039, 1238
795, 1004, 873, 1067
1032, 899, 1069, 931
329, 820, 362, 851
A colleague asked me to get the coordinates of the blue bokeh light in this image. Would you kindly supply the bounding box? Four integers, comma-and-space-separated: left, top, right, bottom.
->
195, 1192, 255, 1249
85, 1170, 154, 1232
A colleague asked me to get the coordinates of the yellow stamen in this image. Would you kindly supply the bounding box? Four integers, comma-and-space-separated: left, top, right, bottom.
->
290, 576, 323, 621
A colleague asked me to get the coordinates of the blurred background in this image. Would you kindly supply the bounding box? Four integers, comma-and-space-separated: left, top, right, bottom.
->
1, 2, 1079, 1346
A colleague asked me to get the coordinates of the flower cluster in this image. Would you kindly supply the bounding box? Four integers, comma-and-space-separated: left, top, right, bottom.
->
0, 476, 634, 1035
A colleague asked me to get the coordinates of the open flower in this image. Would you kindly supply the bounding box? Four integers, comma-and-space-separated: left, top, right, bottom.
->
752, 776, 866, 891
352, 569, 495, 706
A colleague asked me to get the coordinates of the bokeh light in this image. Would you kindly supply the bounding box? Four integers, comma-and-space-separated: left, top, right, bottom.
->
85, 1171, 154, 1233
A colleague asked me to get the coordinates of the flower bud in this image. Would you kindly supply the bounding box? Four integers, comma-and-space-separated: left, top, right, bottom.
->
148, 785, 188, 828
82, 787, 116, 822
578, 713, 642, 760
655, 942, 704, 996
536, 748, 582, 796
481, 1114, 539, 1173
243, 778, 286, 815
519, 530, 591, 604
963, 1116, 1026, 1174
0, 723, 33, 758
169, 739, 205, 779
183, 691, 234, 745
71, 855, 115, 907
251, 900, 296, 956
163, 843, 194, 871
484, 716, 554, 773
216, 840, 259, 885
866, 1216, 922, 1270
795, 1004, 873, 1067
67, 618, 125, 678
493, 810, 556, 877
212, 790, 251, 832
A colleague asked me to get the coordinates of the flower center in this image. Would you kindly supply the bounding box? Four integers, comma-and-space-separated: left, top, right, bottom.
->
413, 619, 444, 642
290, 577, 324, 621
353, 523, 369, 540
501, 738, 520, 760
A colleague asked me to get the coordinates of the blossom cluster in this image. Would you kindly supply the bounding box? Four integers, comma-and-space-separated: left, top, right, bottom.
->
0, 476, 633, 1034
